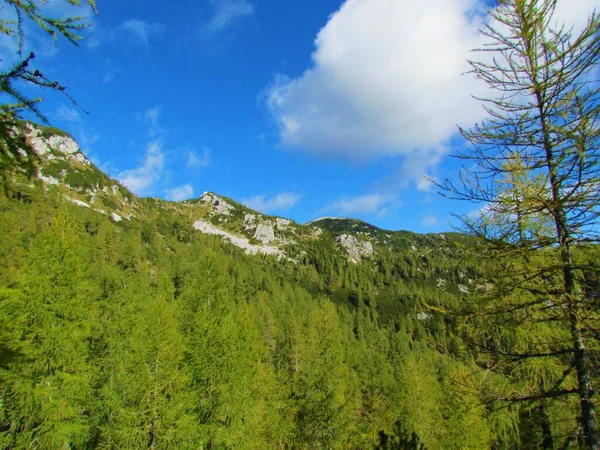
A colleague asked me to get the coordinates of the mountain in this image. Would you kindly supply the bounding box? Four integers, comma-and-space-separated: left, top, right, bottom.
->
6, 122, 486, 319
1, 123, 506, 449
17, 121, 473, 266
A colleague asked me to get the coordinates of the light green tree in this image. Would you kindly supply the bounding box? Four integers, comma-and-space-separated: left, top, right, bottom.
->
96, 272, 197, 449
439, 0, 600, 446
293, 300, 355, 448
0, 212, 97, 449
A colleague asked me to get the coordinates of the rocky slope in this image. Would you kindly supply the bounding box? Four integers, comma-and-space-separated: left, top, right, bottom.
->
13, 122, 472, 272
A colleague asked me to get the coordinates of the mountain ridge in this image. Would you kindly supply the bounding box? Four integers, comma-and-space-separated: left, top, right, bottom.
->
14, 122, 467, 264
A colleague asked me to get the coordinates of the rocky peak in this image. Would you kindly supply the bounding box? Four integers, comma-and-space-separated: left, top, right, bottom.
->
200, 192, 234, 216
15, 122, 134, 222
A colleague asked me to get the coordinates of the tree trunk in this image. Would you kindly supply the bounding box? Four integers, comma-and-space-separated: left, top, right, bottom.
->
570, 315, 599, 449
535, 75, 599, 450
539, 401, 554, 450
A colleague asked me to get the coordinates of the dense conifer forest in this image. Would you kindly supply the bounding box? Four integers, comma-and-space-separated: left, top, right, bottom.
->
0, 123, 597, 448
0, 135, 485, 448
1, 0, 599, 448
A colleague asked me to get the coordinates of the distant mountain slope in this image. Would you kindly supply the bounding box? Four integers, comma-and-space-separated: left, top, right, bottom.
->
0, 122, 522, 449
7, 122, 481, 301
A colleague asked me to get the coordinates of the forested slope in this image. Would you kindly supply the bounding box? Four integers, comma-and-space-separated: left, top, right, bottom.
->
0, 124, 596, 449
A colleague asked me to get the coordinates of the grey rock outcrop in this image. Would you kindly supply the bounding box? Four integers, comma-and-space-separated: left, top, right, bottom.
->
254, 223, 275, 244
275, 218, 291, 230
336, 234, 373, 263
243, 213, 257, 230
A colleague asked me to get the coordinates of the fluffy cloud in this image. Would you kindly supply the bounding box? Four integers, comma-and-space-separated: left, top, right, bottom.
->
117, 141, 165, 195
553, 0, 600, 33
120, 19, 165, 48
325, 194, 396, 216
242, 192, 301, 213
267, 0, 487, 160
166, 184, 194, 201
204, 0, 255, 35
266, 0, 598, 181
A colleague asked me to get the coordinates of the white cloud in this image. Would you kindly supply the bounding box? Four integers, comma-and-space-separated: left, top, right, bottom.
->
187, 147, 210, 168
266, 0, 487, 160
120, 19, 165, 48
421, 214, 439, 227
204, 0, 255, 34
325, 193, 396, 216
266, 0, 598, 184
117, 141, 165, 195
553, 0, 600, 34
166, 183, 194, 201
242, 192, 301, 213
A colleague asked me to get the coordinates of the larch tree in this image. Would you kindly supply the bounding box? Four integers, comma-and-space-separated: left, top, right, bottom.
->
0, 0, 97, 181
0, 211, 98, 448
439, 0, 600, 447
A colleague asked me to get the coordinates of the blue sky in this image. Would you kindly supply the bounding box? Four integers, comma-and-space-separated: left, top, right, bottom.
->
4, 0, 596, 232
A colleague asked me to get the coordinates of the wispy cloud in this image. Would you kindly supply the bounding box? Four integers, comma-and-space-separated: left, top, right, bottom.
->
102, 71, 115, 84
120, 19, 165, 48
421, 214, 439, 227
144, 107, 160, 127
117, 141, 165, 195
187, 147, 210, 168
324, 193, 397, 216
203, 0, 255, 35
242, 192, 301, 213
136, 106, 164, 137
166, 183, 194, 201
101, 59, 116, 83
55, 105, 82, 123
